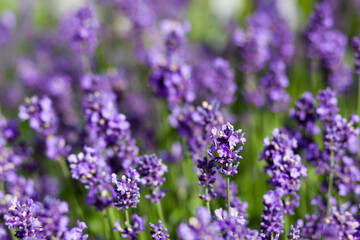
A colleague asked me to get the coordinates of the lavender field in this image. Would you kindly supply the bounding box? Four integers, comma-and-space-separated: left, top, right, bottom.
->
0, 0, 359, 239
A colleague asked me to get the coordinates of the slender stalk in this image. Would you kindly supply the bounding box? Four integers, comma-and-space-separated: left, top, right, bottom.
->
0, 181, 5, 193
58, 158, 85, 220
156, 200, 166, 226
205, 185, 211, 212
358, 75, 360, 116
284, 214, 289, 238
107, 208, 121, 240
271, 232, 274, 240
226, 176, 231, 216
125, 210, 130, 228
326, 150, 335, 218
102, 210, 109, 240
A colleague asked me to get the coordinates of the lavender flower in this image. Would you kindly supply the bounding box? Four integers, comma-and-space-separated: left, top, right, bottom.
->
0, 10, 15, 46
260, 190, 284, 240
305, 2, 346, 68
160, 20, 190, 52
335, 156, 360, 196
208, 122, 246, 176
195, 58, 236, 105
68, 146, 114, 209
114, 214, 145, 240
316, 87, 339, 125
260, 128, 307, 214
177, 207, 221, 240
197, 157, 217, 202
289, 92, 319, 134
214, 208, 258, 240
36, 197, 70, 238
111, 168, 141, 210
169, 101, 223, 160
149, 220, 170, 240
45, 135, 71, 160
287, 225, 300, 240
260, 60, 290, 112
137, 154, 168, 203
18, 96, 58, 135
70, 5, 99, 55
4, 197, 42, 238
352, 36, 360, 74
322, 114, 359, 153
327, 208, 359, 239
63, 220, 88, 240
149, 61, 195, 110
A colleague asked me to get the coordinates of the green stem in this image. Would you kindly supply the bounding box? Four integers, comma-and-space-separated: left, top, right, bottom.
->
204, 180, 211, 213
125, 210, 130, 228
326, 150, 335, 218
58, 158, 85, 220
107, 208, 121, 240
271, 232, 274, 240
102, 210, 109, 240
358, 75, 360, 117
226, 176, 231, 216
284, 214, 289, 238
156, 200, 166, 226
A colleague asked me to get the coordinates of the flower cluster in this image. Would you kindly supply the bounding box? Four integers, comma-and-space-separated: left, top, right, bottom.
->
233, 1, 294, 111
352, 36, 360, 74
260, 190, 284, 240
261, 128, 307, 214
177, 207, 220, 239
197, 157, 217, 202
214, 208, 258, 239
70, 5, 99, 56
81, 74, 139, 170
68, 146, 114, 209
18, 96, 57, 134
208, 122, 246, 176
111, 168, 141, 210
137, 154, 168, 202
149, 220, 170, 240
305, 2, 351, 92
289, 92, 319, 134
195, 58, 236, 105
114, 214, 145, 240
169, 101, 223, 160
4, 198, 41, 238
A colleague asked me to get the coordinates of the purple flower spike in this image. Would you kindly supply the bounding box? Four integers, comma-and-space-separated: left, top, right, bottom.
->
4, 197, 42, 239
289, 92, 319, 134
352, 36, 360, 74
112, 168, 141, 210
0, 10, 15, 46
197, 157, 217, 202
287, 225, 300, 240
18, 95, 58, 135
316, 87, 338, 125
169, 101, 223, 160
214, 208, 259, 239
149, 220, 170, 240
63, 220, 88, 240
114, 214, 145, 240
260, 190, 284, 240
70, 5, 99, 55
208, 122, 246, 176
177, 207, 221, 240
137, 154, 168, 203
68, 146, 114, 209
260, 128, 307, 214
